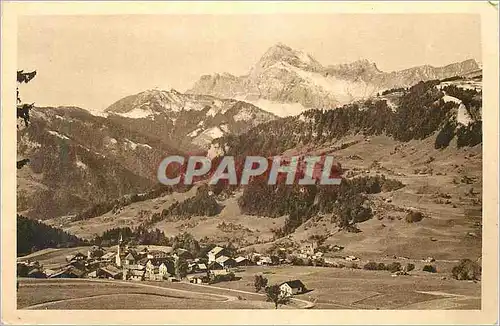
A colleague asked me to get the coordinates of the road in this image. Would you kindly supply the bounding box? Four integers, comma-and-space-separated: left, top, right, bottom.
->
21, 278, 236, 309
184, 282, 315, 309
20, 278, 315, 309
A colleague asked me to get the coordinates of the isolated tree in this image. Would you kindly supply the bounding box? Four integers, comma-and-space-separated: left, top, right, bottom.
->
265, 284, 291, 309
174, 257, 188, 279
254, 274, 268, 293
17, 69, 37, 170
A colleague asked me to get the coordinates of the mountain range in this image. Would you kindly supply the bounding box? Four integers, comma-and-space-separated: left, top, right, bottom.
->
187, 43, 480, 116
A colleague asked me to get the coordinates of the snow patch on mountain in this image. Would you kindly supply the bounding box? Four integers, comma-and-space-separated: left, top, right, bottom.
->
191, 127, 225, 147
48, 130, 70, 140
442, 95, 462, 104
76, 158, 88, 170
240, 98, 305, 117
188, 128, 202, 138
441, 93, 473, 126
203, 127, 224, 139
124, 139, 152, 150
86, 108, 109, 118
289, 64, 377, 103
115, 107, 155, 119
456, 104, 473, 126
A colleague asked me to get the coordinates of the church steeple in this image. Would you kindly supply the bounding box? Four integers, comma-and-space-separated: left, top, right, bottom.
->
116, 232, 123, 267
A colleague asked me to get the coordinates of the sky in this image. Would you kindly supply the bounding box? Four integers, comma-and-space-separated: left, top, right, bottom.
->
17, 14, 481, 111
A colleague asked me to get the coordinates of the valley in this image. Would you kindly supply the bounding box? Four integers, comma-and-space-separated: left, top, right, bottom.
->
16, 43, 483, 311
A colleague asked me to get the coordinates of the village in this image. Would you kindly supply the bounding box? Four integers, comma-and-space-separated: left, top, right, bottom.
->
17, 233, 323, 297
17, 229, 482, 311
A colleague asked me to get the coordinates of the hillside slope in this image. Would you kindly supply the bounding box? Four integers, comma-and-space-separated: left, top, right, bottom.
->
47, 77, 482, 263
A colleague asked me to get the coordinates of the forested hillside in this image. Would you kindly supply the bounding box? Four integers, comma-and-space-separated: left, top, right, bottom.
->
214, 80, 482, 157
17, 215, 88, 256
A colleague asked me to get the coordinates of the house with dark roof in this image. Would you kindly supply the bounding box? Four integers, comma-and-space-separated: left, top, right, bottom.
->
98, 266, 122, 279
189, 262, 208, 273
123, 252, 136, 265
188, 275, 209, 284
123, 269, 145, 281
279, 280, 306, 296
215, 255, 236, 269
147, 250, 170, 260
27, 268, 46, 278
49, 267, 85, 279
100, 252, 116, 261
235, 256, 249, 266
173, 248, 193, 260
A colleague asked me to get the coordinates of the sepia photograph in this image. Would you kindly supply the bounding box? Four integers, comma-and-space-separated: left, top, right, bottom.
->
2, 1, 499, 325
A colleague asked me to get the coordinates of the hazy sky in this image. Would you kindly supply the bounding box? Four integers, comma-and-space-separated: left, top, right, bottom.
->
18, 14, 481, 110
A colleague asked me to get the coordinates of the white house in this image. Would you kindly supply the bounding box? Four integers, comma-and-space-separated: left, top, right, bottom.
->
279, 280, 306, 296
159, 263, 170, 278
208, 246, 226, 263
257, 256, 273, 266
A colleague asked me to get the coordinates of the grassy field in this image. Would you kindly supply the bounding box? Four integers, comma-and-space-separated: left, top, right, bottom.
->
18, 264, 480, 310
214, 265, 481, 310
17, 278, 292, 310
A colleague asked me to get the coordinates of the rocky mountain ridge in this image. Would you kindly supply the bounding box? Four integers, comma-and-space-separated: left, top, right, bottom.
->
188, 43, 480, 116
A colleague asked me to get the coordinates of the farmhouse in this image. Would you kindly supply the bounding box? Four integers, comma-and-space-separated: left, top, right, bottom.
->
188, 275, 209, 284
147, 250, 171, 260
27, 268, 46, 278
49, 267, 85, 279
215, 256, 236, 269
124, 269, 145, 281
257, 256, 273, 266
100, 252, 116, 261
208, 246, 226, 262
210, 269, 230, 276
235, 256, 249, 266
208, 261, 224, 270
98, 266, 122, 279
123, 252, 137, 265
279, 280, 306, 296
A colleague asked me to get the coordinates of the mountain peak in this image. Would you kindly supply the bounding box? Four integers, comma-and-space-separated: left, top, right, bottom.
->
254, 43, 322, 72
